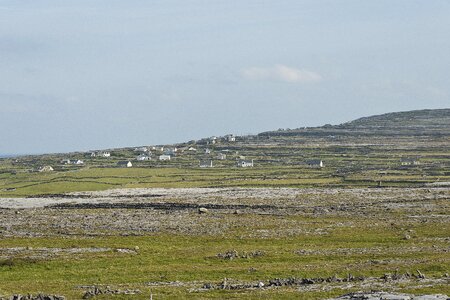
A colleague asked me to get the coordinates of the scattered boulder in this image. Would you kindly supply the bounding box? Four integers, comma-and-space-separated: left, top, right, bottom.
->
198, 207, 208, 214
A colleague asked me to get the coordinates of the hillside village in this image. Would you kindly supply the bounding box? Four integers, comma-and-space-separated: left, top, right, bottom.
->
6, 131, 434, 173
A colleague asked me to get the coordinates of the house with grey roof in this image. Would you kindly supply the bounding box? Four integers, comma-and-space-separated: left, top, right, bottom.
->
306, 160, 323, 168
159, 154, 171, 161
199, 160, 213, 168
217, 153, 226, 160
400, 157, 420, 166
136, 154, 151, 161
237, 159, 253, 167
117, 161, 132, 168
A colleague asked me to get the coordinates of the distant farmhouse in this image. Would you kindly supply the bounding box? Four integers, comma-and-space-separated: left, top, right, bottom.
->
225, 134, 236, 142
101, 152, 111, 157
39, 166, 54, 172
307, 160, 324, 168
61, 159, 84, 165
159, 154, 171, 161
90, 151, 111, 158
117, 161, 132, 168
217, 153, 226, 160
164, 148, 177, 155
199, 160, 213, 168
400, 157, 420, 166
237, 159, 254, 167
134, 147, 148, 152
136, 154, 151, 161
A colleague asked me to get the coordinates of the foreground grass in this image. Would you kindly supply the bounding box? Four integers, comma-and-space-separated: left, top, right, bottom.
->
0, 217, 448, 299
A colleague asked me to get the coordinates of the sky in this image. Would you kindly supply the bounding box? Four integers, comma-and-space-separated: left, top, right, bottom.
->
0, 0, 449, 154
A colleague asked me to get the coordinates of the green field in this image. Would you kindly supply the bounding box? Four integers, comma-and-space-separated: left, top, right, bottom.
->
1, 213, 449, 299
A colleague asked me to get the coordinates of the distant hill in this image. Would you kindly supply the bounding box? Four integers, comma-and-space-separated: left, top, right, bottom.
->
259, 109, 450, 137
338, 108, 450, 129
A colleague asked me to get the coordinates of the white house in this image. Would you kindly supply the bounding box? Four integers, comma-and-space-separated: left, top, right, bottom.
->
99, 151, 111, 157
134, 147, 148, 152
62, 159, 84, 165
152, 146, 164, 152
159, 154, 171, 161
164, 148, 176, 155
188, 147, 197, 151
306, 160, 323, 168
225, 134, 236, 142
400, 158, 420, 166
117, 161, 132, 168
205, 148, 211, 154
39, 166, 54, 172
136, 154, 151, 161
217, 153, 226, 160
237, 159, 253, 167
199, 160, 213, 168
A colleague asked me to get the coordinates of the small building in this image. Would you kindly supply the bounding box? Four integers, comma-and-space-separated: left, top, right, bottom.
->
117, 161, 132, 168
164, 148, 177, 155
101, 151, 111, 157
225, 134, 236, 142
134, 147, 148, 152
136, 154, 151, 161
62, 159, 83, 165
205, 148, 211, 154
188, 147, 197, 151
199, 160, 213, 168
151, 146, 164, 152
61, 159, 71, 165
39, 166, 54, 172
217, 153, 226, 160
400, 157, 420, 166
237, 159, 254, 167
159, 154, 171, 161
306, 160, 324, 168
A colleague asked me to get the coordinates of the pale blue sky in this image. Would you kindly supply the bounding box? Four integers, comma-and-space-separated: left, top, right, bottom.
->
1, 0, 449, 154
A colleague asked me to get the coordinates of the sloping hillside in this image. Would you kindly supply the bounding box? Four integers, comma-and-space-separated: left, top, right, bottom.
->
338, 108, 450, 129
259, 108, 450, 137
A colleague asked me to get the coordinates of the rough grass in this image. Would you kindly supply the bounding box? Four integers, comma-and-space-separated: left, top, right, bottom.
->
0, 214, 448, 299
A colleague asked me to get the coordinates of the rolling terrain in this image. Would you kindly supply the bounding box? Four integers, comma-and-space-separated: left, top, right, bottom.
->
0, 109, 449, 299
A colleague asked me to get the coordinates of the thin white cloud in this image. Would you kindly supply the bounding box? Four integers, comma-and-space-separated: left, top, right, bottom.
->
241, 64, 322, 83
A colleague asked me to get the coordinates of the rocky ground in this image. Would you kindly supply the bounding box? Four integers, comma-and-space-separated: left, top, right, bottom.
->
0, 187, 448, 238
0, 187, 448, 299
